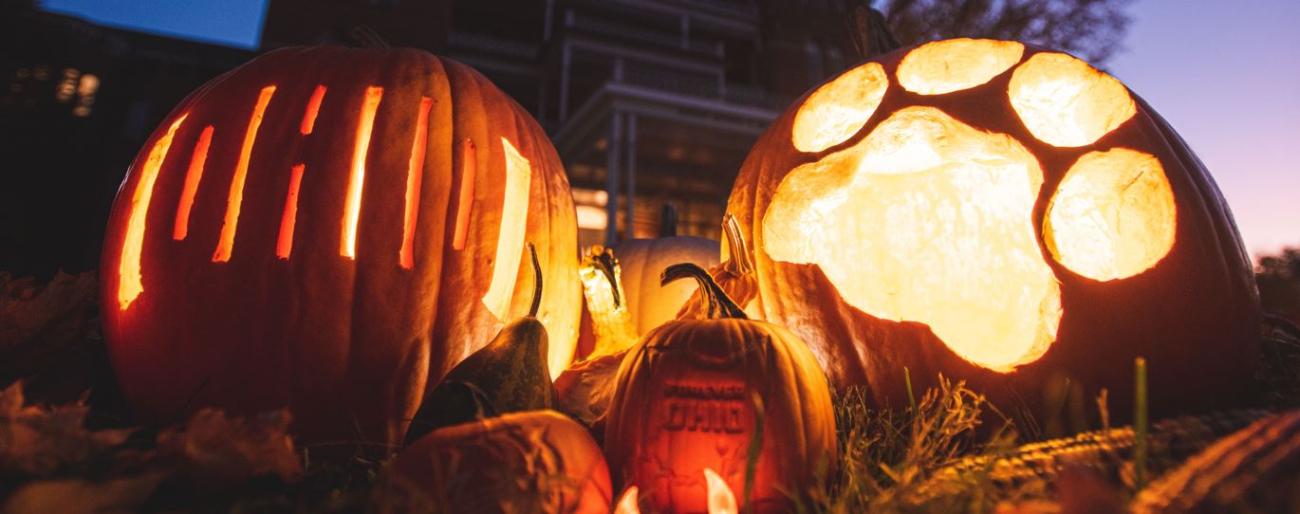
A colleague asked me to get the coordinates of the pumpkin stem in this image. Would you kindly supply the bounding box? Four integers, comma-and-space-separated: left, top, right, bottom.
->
528, 243, 542, 318
589, 247, 623, 309
661, 263, 747, 320
660, 204, 679, 237
721, 213, 754, 277
847, 6, 900, 60
346, 25, 391, 49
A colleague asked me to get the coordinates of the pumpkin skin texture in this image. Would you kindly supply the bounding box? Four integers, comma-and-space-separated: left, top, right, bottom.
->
613, 237, 720, 336
724, 39, 1259, 421
99, 46, 580, 448
604, 264, 836, 514
394, 410, 613, 514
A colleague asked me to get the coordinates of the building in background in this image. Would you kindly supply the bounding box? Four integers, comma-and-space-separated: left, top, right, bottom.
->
0, 6, 251, 277
263, 0, 861, 248
1, 0, 861, 277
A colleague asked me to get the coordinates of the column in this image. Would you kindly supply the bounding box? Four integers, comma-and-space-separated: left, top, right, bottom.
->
604, 110, 622, 244
624, 113, 637, 239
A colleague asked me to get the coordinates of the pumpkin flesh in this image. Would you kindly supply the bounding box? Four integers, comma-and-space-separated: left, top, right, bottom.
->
727, 39, 1260, 419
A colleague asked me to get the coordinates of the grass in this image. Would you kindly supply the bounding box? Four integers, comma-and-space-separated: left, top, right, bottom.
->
797, 377, 1021, 514
2, 271, 1300, 512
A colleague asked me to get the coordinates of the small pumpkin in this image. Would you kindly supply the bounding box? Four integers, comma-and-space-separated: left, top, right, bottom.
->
394, 410, 613, 514
99, 46, 581, 448
724, 38, 1259, 420
609, 227, 721, 337
604, 263, 836, 513
407, 244, 557, 441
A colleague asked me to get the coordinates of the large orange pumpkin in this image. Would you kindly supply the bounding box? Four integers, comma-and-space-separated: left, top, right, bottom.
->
604, 263, 836, 513
724, 38, 1259, 419
99, 46, 580, 447
394, 410, 612, 514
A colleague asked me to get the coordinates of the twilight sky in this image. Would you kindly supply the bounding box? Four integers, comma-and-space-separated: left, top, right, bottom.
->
40, 0, 1300, 260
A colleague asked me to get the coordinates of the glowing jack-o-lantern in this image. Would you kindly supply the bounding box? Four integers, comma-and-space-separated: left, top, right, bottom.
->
604, 263, 836, 513
99, 47, 580, 447
726, 39, 1259, 418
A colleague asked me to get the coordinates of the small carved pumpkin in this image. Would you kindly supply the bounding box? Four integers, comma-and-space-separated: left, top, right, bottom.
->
394, 410, 613, 514
604, 263, 836, 513
724, 38, 1260, 419
99, 46, 580, 448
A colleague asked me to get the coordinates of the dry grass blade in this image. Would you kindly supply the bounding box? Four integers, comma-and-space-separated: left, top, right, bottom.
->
802, 375, 1016, 514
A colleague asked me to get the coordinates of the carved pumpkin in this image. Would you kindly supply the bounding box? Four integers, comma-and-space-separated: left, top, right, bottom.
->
99, 46, 580, 447
573, 236, 719, 362
560, 218, 751, 428
724, 38, 1260, 419
394, 410, 612, 514
604, 263, 836, 514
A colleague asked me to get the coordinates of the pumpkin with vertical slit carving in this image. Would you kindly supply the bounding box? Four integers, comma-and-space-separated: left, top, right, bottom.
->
724, 38, 1260, 421
99, 46, 580, 448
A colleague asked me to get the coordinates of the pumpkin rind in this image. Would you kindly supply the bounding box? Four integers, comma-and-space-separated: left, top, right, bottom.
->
99, 46, 580, 448
604, 265, 836, 513
724, 40, 1260, 420
395, 410, 613, 514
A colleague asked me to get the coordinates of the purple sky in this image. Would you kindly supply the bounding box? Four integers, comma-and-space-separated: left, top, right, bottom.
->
1107, 0, 1300, 260
40, 0, 1300, 260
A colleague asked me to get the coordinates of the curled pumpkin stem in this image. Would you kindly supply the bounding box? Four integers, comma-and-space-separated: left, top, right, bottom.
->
528, 243, 542, 318
674, 215, 756, 321
579, 246, 638, 359
590, 248, 622, 309
661, 263, 747, 320
722, 213, 754, 277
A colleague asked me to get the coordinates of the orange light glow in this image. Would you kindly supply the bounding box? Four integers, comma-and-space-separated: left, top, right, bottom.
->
400, 97, 432, 269
898, 39, 1024, 95
213, 85, 277, 263
340, 86, 384, 259
483, 138, 533, 324
118, 114, 187, 310
792, 62, 888, 153
276, 164, 306, 260
452, 138, 476, 251
703, 468, 738, 514
1045, 148, 1176, 280
613, 486, 640, 514
482, 137, 533, 325
172, 124, 213, 241
765, 106, 1060, 371
300, 85, 326, 135
577, 248, 638, 358
1008, 52, 1136, 147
